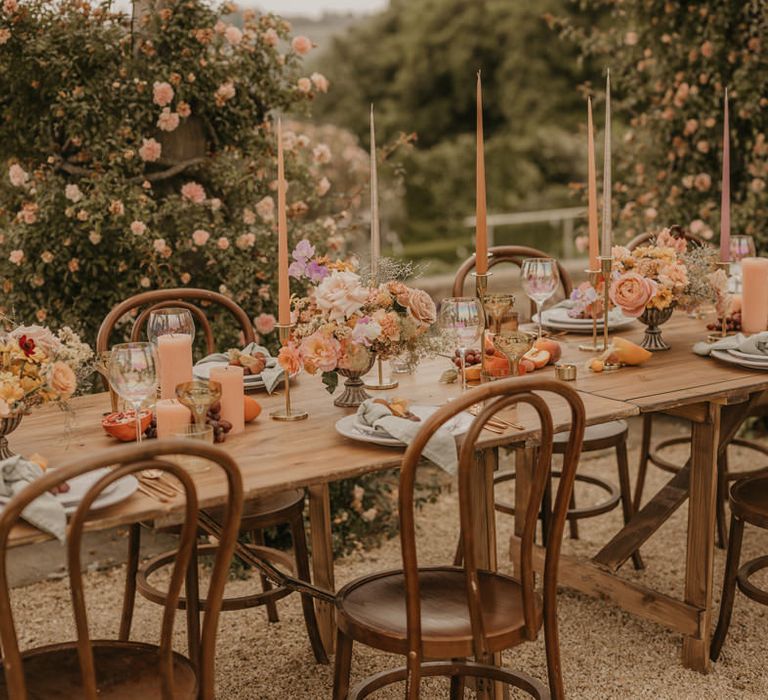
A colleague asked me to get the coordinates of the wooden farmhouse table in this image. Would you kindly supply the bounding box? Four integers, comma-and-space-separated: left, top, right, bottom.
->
8, 313, 767, 676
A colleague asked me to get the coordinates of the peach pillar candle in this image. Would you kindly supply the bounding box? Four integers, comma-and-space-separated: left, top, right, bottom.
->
277, 118, 290, 325
741, 257, 768, 334
475, 71, 488, 275
587, 96, 599, 272
157, 334, 193, 400
720, 88, 731, 263
210, 365, 245, 434
156, 399, 191, 439
601, 69, 612, 258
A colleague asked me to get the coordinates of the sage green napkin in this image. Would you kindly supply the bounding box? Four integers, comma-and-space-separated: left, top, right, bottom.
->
196, 343, 284, 394
0, 456, 66, 541
355, 400, 459, 473
693, 332, 768, 357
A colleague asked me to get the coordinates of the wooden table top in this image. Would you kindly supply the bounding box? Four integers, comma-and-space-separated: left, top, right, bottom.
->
8, 312, 767, 547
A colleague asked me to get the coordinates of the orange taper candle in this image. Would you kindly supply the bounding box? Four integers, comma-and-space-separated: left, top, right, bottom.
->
475, 71, 488, 275
587, 96, 599, 272
277, 118, 290, 325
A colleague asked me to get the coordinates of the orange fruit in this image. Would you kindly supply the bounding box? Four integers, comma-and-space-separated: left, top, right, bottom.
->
464, 364, 482, 382
244, 396, 262, 422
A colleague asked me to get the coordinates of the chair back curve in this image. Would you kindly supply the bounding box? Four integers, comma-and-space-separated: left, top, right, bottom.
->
0, 441, 244, 700
398, 378, 586, 699
96, 288, 256, 356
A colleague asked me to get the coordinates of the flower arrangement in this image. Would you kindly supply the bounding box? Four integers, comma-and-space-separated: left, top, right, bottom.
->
279, 241, 437, 392
0, 318, 93, 418
568, 280, 604, 319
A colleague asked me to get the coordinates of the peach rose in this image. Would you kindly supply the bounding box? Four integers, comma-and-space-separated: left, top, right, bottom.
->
181, 181, 206, 204
406, 289, 437, 325
139, 138, 162, 162
299, 331, 340, 374
609, 272, 658, 317
157, 108, 180, 132
152, 81, 174, 107
49, 361, 76, 399
278, 343, 302, 375
192, 229, 210, 246
291, 35, 313, 55
254, 313, 276, 335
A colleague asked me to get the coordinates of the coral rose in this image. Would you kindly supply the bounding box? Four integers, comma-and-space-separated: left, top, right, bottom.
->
49, 361, 76, 399
406, 289, 437, 325
609, 272, 658, 317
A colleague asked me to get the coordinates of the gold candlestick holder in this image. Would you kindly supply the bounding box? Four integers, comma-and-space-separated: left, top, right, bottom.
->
364, 355, 398, 390
707, 261, 734, 343
271, 323, 308, 422
578, 268, 606, 352
599, 256, 621, 371
472, 271, 491, 379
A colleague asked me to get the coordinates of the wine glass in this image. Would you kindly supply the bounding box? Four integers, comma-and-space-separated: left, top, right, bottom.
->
175, 380, 222, 428
521, 258, 560, 339
729, 235, 756, 293
494, 330, 534, 377
108, 342, 157, 443
147, 307, 196, 344
439, 297, 485, 390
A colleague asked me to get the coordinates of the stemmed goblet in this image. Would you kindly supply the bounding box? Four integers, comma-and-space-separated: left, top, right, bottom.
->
175, 380, 222, 430
439, 297, 485, 391
108, 342, 157, 443
494, 330, 534, 377
521, 258, 560, 340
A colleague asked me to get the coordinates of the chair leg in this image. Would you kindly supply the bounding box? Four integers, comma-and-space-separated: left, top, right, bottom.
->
333, 628, 354, 700
251, 529, 280, 623
119, 523, 140, 641
449, 663, 466, 699
616, 439, 644, 570
711, 514, 745, 662
715, 452, 729, 550
633, 413, 653, 513
185, 543, 201, 671
567, 489, 579, 540
290, 513, 330, 665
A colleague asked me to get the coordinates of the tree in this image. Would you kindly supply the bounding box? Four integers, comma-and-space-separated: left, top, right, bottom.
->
554, 0, 768, 248
314, 0, 599, 249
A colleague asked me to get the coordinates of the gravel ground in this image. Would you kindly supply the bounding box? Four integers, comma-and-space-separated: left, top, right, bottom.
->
9, 416, 768, 699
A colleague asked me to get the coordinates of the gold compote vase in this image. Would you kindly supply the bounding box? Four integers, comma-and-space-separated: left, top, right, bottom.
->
335, 353, 376, 408
638, 304, 675, 352
0, 413, 23, 460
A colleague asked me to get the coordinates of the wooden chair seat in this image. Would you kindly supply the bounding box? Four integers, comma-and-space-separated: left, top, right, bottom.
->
0, 635, 198, 700
552, 420, 627, 448
336, 566, 541, 658
730, 474, 768, 529
207, 488, 305, 530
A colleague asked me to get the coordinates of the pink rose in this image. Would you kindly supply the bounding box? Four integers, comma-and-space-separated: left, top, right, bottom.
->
291, 35, 313, 55
297, 77, 312, 93
310, 72, 329, 93
8, 249, 24, 265
9, 164, 28, 188
130, 220, 147, 236
177, 101, 191, 118
609, 272, 658, 317
314, 270, 368, 322
65, 184, 83, 202
225, 25, 242, 45
277, 343, 302, 375
262, 29, 278, 47
192, 229, 210, 246
254, 313, 276, 335
255, 195, 275, 221
157, 108, 180, 132
299, 332, 340, 374
217, 236, 230, 250
236, 233, 256, 249
49, 361, 76, 399
152, 81, 174, 107
181, 181, 206, 204
406, 289, 437, 325
139, 138, 162, 162
215, 81, 236, 106
312, 144, 331, 164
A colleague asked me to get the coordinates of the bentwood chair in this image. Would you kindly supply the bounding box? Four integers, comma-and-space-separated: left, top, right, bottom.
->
711, 471, 768, 661
0, 440, 243, 700
454, 247, 642, 568
96, 289, 328, 665
629, 230, 768, 549
332, 378, 586, 700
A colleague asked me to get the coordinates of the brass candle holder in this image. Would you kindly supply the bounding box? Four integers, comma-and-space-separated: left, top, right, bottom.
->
707, 261, 734, 343
271, 323, 308, 422
364, 355, 398, 391
578, 268, 606, 352
599, 255, 621, 371
472, 271, 491, 379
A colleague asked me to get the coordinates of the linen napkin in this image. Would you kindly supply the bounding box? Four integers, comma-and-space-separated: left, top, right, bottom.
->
355, 400, 459, 474
0, 456, 66, 541
196, 343, 284, 394
692, 332, 768, 357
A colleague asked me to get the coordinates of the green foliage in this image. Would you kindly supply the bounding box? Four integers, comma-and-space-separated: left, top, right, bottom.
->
554, 0, 768, 248
0, 0, 340, 344
314, 0, 598, 247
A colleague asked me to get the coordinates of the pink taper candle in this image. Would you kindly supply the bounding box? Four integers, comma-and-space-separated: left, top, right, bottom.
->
587, 96, 599, 271
370, 104, 380, 279
210, 365, 245, 435
601, 69, 612, 258
277, 118, 290, 325
475, 71, 488, 275
720, 88, 731, 263
157, 334, 193, 400
741, 257, 768, 334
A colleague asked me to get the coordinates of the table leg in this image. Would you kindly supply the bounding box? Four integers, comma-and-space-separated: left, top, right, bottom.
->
308, 483, 336, 656
513, 446, 535, 540
682, 403, 720, 672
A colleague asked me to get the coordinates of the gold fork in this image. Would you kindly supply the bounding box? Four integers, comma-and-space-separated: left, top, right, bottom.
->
468, 404, 524, 431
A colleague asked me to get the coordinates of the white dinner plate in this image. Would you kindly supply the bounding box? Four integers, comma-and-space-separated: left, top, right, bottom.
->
712, 349, 768, 371
336, 406, 473, 447
534, 313, 635, 334
193, 361, 269, 385
726, 348, 768, 363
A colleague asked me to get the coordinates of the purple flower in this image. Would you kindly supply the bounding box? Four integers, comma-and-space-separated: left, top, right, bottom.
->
307, 260, 329, 283
292, 239, 315, 262
288, 260, 306, 279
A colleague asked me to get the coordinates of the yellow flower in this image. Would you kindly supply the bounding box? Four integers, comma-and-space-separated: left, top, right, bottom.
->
648, 287, 673, 310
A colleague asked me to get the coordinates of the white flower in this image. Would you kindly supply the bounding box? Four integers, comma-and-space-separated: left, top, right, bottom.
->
9, 164, 28, 188
312, 144, 331, 164
314, 270, 369, 322
65, 184, 83, 202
